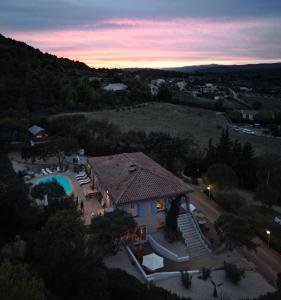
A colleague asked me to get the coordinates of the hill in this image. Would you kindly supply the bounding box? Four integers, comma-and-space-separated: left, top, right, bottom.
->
0, 34, 153, 115
163, 63, 281, 73
0, 34, 98, 113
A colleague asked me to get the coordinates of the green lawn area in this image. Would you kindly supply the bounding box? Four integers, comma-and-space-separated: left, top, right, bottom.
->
54, 102, 281, 154
244, 95, 281, 110
87, 102, 229, 146
176, 91, 244, 110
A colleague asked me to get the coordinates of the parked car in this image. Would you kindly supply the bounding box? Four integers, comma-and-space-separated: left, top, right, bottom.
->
242, 129, 255, 135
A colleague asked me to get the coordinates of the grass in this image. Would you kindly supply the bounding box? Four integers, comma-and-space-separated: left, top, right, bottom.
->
243, 95, 281, 110
176, 91, 245, 110
54, 102, 281, 154
88, 102, 229, 146
87, 102, 281, 154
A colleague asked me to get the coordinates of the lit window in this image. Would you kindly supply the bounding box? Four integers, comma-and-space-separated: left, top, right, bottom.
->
156, 199, 165, 211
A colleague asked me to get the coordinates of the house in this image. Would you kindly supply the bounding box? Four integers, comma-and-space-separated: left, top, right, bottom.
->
176, 81, 186, 91
149, 79, 166, 95
103, 83, 128, 91
88, 152, 193, 239
239, 86, 253, 92
28, 125, 49, 145
241, 110, 258, 121
202, 83, 217, 94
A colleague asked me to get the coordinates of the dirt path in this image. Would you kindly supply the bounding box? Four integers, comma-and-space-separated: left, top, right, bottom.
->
190, 191, 281, 286
190, 191, 223, 223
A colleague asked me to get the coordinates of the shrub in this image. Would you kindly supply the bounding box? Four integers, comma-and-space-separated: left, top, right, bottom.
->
224, 261, 245, 285
215, 192, 245, 214
201, 267, 211, 280
191, 177, 198, 185
181, 271, 192, 289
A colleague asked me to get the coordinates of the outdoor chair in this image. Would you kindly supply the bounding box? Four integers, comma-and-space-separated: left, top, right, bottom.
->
46, 168, 52, 174
41, 169, 48, 176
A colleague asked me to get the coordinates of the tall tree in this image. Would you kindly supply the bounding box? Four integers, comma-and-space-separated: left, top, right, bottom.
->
216, 128, 232, 165
204, 163, 238, 190
215, 213, 256, 250
254, 184, 279, 208
90, 210, 137, 256
0, 259, 45, 300
30, 209, 108, 299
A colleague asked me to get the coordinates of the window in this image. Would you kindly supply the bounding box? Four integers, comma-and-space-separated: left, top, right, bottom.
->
156, 198, 165, 211
129, 203, 138, 217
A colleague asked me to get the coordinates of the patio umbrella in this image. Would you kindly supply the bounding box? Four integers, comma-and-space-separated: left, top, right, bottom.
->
142, 253, 164, 271
44, 194, 48, 206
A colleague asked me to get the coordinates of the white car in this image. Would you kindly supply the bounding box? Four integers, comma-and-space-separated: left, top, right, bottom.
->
242, 129, 255, 135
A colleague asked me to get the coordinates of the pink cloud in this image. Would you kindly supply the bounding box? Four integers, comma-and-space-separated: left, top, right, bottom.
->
5, 17, 281, 68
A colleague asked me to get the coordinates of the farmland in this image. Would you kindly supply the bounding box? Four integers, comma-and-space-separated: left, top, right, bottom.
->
57, 102, 281, 155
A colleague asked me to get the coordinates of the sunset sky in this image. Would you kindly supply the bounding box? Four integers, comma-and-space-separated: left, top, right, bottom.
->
1, 0, 281, 68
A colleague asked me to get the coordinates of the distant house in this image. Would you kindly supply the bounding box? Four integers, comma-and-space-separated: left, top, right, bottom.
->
202, 83, 217, 94
192, 91, 201, 97
241, 110, 258, 121
239, 86, 253, 92
149, 84, 159, 96
149, 79, 166, 95
103, 83, 128, 91
88, 152, 192, 239
88, 76, 103, 82
28, 125, 49, 145
176, 81, 186, 91
151, 79, 166, 86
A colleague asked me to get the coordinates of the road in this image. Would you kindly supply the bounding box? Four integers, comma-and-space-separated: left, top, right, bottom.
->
189, 190, 281, 286
228, 88, 251, 108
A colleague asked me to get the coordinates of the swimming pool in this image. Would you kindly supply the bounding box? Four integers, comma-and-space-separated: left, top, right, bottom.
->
36, 175, 72, 194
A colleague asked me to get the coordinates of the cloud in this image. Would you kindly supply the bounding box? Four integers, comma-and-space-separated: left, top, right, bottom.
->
5, 17, 281, 68
1, 0, 281, 31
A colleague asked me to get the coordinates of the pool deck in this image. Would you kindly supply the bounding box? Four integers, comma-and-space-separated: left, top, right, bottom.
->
29, 170, 102, 225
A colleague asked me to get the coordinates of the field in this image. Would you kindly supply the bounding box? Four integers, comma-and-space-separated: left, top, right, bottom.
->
176, 91, 245, 110
56, 102, 281, 154
243, 94, 281, 110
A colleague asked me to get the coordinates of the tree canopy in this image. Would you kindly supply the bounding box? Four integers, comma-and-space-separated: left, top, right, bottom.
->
90, 210, 137, 256
0, 259, 45, 300
204, 163, 238, 190
31, 180, 66, 200
215, 213, 256, 250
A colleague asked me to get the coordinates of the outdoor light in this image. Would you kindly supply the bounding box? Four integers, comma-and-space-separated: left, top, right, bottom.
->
207, 186, 211, 199
266, 230, 271, 248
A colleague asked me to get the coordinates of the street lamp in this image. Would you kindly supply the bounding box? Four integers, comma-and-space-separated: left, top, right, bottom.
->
207, 186, 211, 199
266, 230, 271, 248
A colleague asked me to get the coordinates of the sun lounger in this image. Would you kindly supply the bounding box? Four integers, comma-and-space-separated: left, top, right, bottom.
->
41, 169, 48, 176
46, 168, 53, 174
77, 176, 90, 184
76, 174, 89, 181
78, 178, 91, 185
75, 172, 87, 179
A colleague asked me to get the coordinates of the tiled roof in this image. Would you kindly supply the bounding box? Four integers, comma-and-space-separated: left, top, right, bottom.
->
88, 152, 193, 204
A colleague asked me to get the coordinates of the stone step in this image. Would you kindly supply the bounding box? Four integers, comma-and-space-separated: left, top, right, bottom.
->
177, 212, 211, 258
178, 220, 193, 226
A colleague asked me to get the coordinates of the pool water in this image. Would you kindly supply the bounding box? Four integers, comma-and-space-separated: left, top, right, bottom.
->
36, 175, 72, 194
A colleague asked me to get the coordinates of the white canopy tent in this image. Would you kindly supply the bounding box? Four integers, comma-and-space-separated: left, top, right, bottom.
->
142, 253, 164, 271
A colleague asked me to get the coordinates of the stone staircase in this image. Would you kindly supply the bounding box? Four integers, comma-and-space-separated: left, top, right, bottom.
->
177, 213, 211, 258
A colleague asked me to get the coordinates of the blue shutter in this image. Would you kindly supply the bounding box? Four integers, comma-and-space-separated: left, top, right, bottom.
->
120, 205, 129, 213
138, 202, 145, 217
151, 200, 157, 215
166, 197, 172, 210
